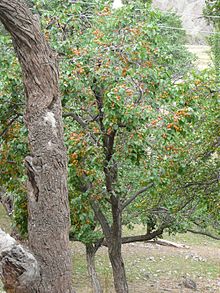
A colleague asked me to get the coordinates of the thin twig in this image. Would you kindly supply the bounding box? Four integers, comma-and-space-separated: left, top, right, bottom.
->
0, 114, 21, 138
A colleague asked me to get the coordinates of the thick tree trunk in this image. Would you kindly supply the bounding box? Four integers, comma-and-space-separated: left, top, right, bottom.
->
0, 1, 73, 292
86, 244, 103, 293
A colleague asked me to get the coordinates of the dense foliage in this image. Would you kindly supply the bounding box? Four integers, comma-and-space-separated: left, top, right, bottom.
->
44, 0, 196, 243
0, 0, 219, 242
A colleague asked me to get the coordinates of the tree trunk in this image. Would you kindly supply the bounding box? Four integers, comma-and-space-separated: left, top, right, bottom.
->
108, 250, 128, 293
91, 199, 128, 293
0, 1, 73, 292
108, 240, 128, 293
108, 199, 128, 293
86, 244, 103, 293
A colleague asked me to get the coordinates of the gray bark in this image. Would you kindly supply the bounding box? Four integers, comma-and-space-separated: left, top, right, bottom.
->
108, 248, 128, 293
0, 229, 39, 293
108, 199, 128, 293
92, 199, 128, 293
86, 244, 103, 293
0, 1, 73, 292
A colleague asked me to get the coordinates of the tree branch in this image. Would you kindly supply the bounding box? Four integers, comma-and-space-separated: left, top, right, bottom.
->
121, 229, 164, 244
99, 225, 165, 247
90, 200, 111, 239
70, 226, 166, 248
104, 130, 117, 194
187, 229, 220, 240
0, 114, 21, 138
91, 80, 118, 196
121, 183, 154, 210
63, 112, 87, 128
63, 112, 98, 144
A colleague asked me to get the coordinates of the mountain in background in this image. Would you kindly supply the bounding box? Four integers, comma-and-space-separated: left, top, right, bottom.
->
152, 0, 213, 44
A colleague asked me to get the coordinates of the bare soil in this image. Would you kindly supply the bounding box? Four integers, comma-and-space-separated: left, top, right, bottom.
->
72, 232, 220, 293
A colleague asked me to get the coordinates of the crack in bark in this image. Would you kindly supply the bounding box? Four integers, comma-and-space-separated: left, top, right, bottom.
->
25, 156, 39, 202
48, 95, 58, 110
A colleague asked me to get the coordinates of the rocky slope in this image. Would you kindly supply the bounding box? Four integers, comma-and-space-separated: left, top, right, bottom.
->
152, 0, 213, 44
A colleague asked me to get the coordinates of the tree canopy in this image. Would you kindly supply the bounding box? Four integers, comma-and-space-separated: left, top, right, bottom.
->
0, 1, 219, 292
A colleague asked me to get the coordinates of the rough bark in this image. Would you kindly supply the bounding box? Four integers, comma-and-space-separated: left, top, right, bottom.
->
92, 199, 128, 293
108, 244, 128, 293
0, 1, 73, 292
0, 229, 39, 293
86, 244, 103, 293
108, 199, 128, 293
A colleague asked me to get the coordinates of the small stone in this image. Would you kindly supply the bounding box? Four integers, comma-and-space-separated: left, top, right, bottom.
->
143, 273, 150, 279
182, 276, 197, 290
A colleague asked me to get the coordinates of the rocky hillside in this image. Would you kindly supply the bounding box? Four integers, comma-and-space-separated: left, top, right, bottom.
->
152, 0, 213, 44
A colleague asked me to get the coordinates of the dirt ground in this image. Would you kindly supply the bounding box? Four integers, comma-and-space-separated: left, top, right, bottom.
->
123, 242, 220, 293
0, 231, 219, 293
72, 231, 220, 293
